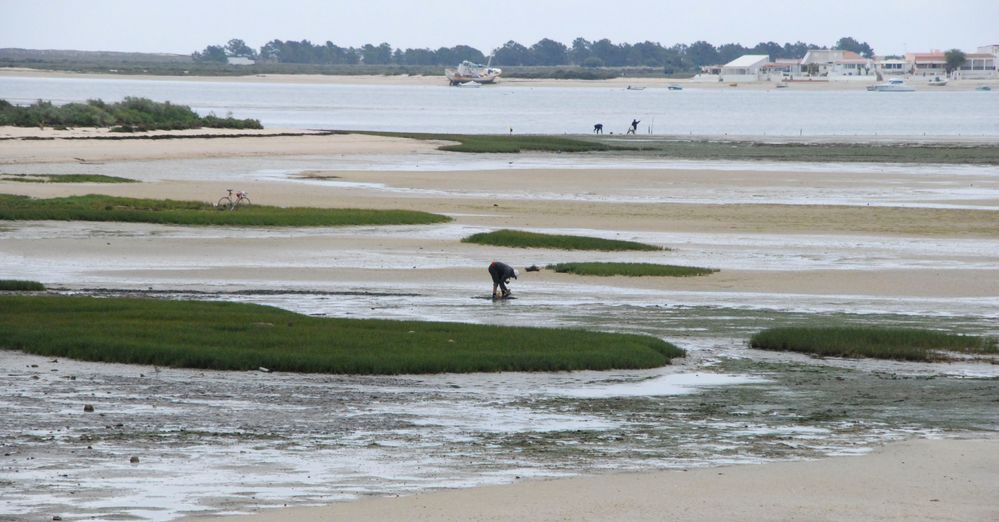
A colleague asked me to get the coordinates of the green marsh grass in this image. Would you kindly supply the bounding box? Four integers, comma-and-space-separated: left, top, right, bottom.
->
749, 326, 997, 362
0, 295, 685, 374
357, 131, 621, 153
463, 230, 662, 251
0, 280, 45, 291
0, 174, 137, 183
547, 262, 718, 277
0, 194, 450, 227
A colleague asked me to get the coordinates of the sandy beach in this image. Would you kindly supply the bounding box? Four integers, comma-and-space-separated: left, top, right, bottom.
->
2, 128, 998, 521
188, 438, 999, 522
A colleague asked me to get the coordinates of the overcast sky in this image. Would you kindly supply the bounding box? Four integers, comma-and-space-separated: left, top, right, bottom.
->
2, 0, 997, 56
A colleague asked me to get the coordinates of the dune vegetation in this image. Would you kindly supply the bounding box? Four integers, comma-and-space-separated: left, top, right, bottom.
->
0, 97, 261, 131
0, 295, 686, 374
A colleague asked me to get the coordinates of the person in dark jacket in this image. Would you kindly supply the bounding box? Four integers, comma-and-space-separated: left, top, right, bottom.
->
488, 261, 518, 298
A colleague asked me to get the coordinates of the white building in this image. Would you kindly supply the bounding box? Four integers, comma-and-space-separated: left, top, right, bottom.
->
227, 56, 256, 66
875, 57, 908, 76
720, 55, 770, 80
956, 53, 997, 79
801, 50, 873, 78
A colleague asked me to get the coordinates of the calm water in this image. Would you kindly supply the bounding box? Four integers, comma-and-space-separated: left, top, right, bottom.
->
2, 74, 998, 136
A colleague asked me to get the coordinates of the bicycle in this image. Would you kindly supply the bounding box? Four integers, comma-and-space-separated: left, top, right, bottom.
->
217, 188, 251, 210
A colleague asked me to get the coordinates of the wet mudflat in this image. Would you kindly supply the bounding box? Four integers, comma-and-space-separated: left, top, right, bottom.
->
2, 143, 998, 521
3, 344, 997, 521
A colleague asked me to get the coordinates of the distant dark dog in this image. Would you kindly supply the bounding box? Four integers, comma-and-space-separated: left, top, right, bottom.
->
593, 123, 603, 134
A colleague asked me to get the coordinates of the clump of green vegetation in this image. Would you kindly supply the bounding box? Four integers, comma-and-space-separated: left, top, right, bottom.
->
357, 131, 623, 153
0, 174, 137, 183
0, 280, 45, 291
0, 194, 450, 227
547, 262, 717, 277
0, 295, 685, 374
0, 97, 261, 131
463, 229, 662, 251
749, 326, 997, 362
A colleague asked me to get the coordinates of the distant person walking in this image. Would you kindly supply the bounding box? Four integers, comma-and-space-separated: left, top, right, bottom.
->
488, 261, 518, 299
627, 119, 640, 134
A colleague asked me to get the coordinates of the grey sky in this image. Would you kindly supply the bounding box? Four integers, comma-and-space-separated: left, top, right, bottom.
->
2, 0, 997, 56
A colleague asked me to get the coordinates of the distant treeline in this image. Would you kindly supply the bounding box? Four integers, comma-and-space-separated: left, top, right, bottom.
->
196, 36, 875, 73
0, 98, 262, 131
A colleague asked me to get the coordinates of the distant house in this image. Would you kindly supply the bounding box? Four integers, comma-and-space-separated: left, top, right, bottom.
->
875, 57, 908, 76
227, 56, 256, 66
905, 51, 946, 76
801, 50, 873, 77
956, 52, 998, 79
762, 58, 803, 79
720, 55, 769, 80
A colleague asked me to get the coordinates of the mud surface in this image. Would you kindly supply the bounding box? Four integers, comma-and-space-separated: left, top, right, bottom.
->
2, 148, 998, 521
3, 346, 998, 522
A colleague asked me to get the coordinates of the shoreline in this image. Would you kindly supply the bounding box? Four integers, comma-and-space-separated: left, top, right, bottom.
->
3, 67, 998, 91
186, 437, 999, 522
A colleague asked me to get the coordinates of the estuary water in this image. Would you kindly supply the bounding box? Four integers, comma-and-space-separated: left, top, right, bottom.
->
2, 74, 998, 136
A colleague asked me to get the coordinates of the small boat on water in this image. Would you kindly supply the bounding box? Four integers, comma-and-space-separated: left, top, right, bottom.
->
928, 76, 948, 86
667, 84, 683, 91
626, 85, 646, 90
445, 60, 501, 85
867, 78, 915, 92
976, 85, 992, 91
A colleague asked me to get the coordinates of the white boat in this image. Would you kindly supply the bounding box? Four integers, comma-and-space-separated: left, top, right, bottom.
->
456, 81, 481, 88
667, 84, 683, 91
928, 76, 948, 86
867, 78, 915, 92
446, 60, 501, 85
626, 85, 646, 91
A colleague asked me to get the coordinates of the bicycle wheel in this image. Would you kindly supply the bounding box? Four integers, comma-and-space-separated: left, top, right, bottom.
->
216, 197, 233, 210
235, 196, 251, 209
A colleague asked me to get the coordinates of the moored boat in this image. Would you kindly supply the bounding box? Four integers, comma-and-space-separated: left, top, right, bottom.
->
667, 84, 683, 90
867, 78, 915, 92
928, 76, 948, 86
445, 60, 501, 85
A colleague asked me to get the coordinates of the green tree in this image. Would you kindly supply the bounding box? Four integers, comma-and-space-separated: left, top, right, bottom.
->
590, 39, 623, 66
569, 38, 592, 65
686, 40, 718, 66
225, 38, 256, 58
361, 43, 393, 64
192, 45, 228, 63
716, 43, 748, 64
492, 40, 532, 65
529, 38, 568, 66
944, 49, 967, 73
834, 36, 874, 57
